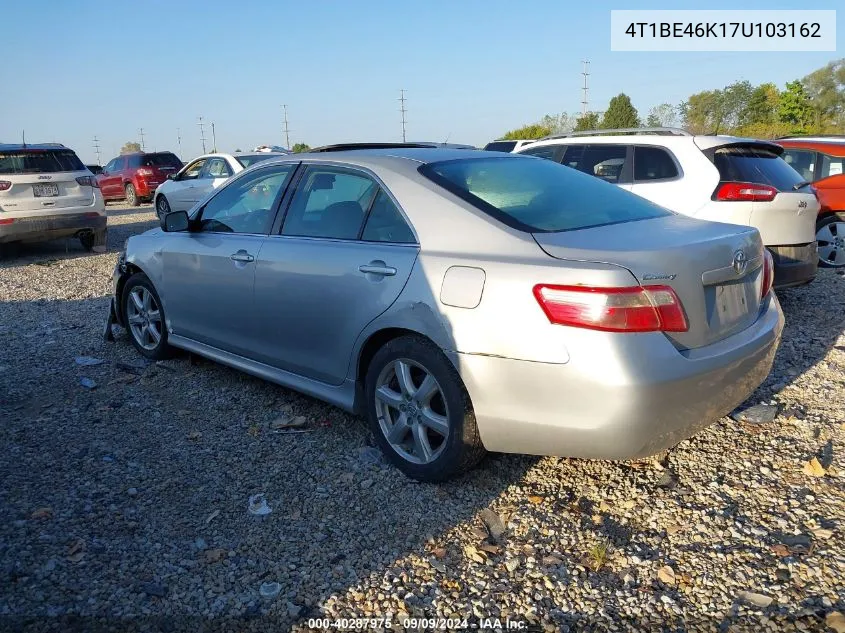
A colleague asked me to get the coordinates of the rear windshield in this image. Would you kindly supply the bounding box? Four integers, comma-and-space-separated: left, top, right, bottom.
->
420, 156, 671, 233
235, 154, 277, 168
483, 141, 517, 153
140, 153, 182, 168
712, 145, 803, 191
0, 149, 85, 174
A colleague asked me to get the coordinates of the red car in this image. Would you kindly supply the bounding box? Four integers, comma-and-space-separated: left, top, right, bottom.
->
97, 152, 182, 207
777, 136, 845, 268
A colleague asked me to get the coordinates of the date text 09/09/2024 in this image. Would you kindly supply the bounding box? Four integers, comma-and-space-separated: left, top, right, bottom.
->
307, 617, 529, 630
624, 22, 822, 39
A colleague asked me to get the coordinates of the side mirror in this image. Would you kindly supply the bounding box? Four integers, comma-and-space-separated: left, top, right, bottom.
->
167, 173, 177, 181
161, 210, 190, 232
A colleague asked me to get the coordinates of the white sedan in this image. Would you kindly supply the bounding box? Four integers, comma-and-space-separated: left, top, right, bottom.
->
153, 152, 281, 217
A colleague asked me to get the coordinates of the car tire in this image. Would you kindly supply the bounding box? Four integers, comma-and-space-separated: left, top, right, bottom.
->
364, 335, 486, 482
816, 212, 845, 268
125, 183, 138, 207
156, 195, 171, 218
122, 272, 173, 360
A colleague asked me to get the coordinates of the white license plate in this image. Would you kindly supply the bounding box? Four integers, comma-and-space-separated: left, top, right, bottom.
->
714, 282, 751, 328
33, 184, 60, 197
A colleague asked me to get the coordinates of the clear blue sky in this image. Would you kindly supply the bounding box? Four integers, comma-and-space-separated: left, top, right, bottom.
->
0, 0, 841, 163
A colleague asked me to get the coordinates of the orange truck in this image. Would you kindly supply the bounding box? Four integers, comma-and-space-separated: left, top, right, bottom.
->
777, 136, 845, 268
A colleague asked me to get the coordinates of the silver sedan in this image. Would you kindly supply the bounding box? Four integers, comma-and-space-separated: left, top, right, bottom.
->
108, 146, 784, 481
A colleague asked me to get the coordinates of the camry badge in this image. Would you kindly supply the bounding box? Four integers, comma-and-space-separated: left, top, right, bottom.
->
732, 250, 748, 275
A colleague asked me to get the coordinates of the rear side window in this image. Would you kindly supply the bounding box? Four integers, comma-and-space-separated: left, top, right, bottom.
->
560, 144, 628, 184
519, 145, 561, 161
143, 152, 182, 168
236, 154, 276, 168
361, 190, 415, 243
781, 149, 816, 181
483, 141, 517, 153
820, 154, 844, 178
712, 145, 804, 191
0, 149, 85, 174
127, 155, 143, 168
633, 146, 679, 181
420, 156, 670, 233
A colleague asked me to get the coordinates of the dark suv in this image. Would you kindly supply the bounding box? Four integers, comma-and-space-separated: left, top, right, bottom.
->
98, 152, 182, 206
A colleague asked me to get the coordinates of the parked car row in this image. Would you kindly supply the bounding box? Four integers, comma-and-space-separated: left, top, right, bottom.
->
108, 142, 783, 481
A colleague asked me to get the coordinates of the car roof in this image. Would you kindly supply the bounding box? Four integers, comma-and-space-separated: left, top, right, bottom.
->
776, 138, 845, 156
263, 147, 510, 168
0, 143, 68, 151
519, 134, 781, 152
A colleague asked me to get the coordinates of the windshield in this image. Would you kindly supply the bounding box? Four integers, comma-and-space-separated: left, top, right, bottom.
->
235, 154, 277, 168
0, 149, 85, 174
142, 153, 182, 168
483, 141, 518, 153
420, 156, 670, 233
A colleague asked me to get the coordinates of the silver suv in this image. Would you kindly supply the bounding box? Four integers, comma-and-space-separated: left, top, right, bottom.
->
0, 143, 106, 253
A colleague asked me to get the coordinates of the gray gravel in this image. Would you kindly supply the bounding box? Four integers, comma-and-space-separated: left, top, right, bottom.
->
1, 205, 844, 632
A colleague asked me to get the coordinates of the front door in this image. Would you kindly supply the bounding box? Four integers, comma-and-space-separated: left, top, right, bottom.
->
252, 165, 419, 385
159, 164, 295, 356
167, 157, 207, 212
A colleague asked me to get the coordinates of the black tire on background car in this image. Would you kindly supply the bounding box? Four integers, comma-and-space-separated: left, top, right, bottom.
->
155, 195, 171, 218
122, 272, 173, 360
364, 335, 486, 482
79, 232, 95, 251
125, 183, 138, 207
816, 212, 845, 268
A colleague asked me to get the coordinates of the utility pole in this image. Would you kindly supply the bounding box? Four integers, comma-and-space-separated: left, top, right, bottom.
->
581, 60, 590, 116
92, 136, 102, 166
197, 116, 207, 154
177, 128, 182, 158
281, 104, 291, 150
398, 89, 407, 143
211, 122, 217, 153
139, 128, 146, 151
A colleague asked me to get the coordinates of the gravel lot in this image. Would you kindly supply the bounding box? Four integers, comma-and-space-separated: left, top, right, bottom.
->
1, 205, 844, 632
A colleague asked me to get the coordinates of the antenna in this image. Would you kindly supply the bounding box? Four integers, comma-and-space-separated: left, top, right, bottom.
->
139, 128, 146, 151
581, 60, 590, 115
282, 104, 291, 150
211, 122, 217, 153
93, 136, 102, 165
22, 130, 26, 147
197, 116, 207, 154
399, 89, 407, 143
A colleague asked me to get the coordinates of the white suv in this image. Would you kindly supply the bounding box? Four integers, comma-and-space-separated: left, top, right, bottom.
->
0, 143, 106, 253
516, 128, 819, 288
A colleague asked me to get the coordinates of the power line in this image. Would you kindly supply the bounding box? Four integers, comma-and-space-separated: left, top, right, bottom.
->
399, 89, 407, 143
197, 116, 207, 154
282, 104, 291, 149
581, 60, 590, 116
92, 136, 102, 166
139, 128, 146, 151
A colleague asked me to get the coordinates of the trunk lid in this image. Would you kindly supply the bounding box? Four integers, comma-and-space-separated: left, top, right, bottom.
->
533, 215, 765, 350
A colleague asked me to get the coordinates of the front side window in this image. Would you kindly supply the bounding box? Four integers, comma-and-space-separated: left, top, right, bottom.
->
781, 149, 816, 181
421, 156, 670, 233
633, 146, 679, 181
197, 166, 292, 234
282, 167, 377, 239
561, 144, 628, 184
820, 153, 845, 178
361, 190, 415, 243
181, 159, 206, 180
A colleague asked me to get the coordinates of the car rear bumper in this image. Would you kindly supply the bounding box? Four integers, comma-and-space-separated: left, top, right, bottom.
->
135, 179, 162, 198
769, 242, 817, 288
455, 294, 783, 460
0, 212, 107, 244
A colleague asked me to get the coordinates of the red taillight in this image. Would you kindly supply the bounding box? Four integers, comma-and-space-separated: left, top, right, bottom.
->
761, 250, 774, 299
0, 181, 11, 191
0, 218, 14, 225
714, 182, 777, 202
76, 175, 99, 188
137, 168, 154, 177
533, 284, 689, 333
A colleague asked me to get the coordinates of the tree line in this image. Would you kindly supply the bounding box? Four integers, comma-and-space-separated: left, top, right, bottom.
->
501, 58, 845, 140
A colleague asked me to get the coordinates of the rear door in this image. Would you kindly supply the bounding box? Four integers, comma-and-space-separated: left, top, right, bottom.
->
0, 148, 95, 214
160, 164, 295, 355
252, 164, 419, 384
559, 144, 633, 191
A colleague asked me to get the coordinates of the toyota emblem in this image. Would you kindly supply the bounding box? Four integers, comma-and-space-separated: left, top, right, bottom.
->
732, 250, 748, 275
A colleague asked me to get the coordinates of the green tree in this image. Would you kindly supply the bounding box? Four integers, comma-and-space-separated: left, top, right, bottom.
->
645, 103, 679, 128
573, 112, 600, 132
539, 112, 574, 135
742, 83, 780, 128
681, 90, 723, 134
601, 93, 640, 129
292, 143, 311, 153
802, 59, 845, 131
779, 80, 814, 131
120, 141, 141, 154
500, 123, 553, 140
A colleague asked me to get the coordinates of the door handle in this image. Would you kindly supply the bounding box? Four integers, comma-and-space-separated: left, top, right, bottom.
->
230, 252, 255, 263
359, 263, 396, 276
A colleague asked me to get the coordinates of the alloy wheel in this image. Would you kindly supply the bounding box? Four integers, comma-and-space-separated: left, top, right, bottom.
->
817, 220, 845, 267
126, 286, 163, 350
373, 358, 450, 465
